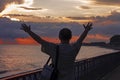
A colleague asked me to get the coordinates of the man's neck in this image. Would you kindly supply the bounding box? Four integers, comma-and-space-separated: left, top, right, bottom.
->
61, 40, 69, 44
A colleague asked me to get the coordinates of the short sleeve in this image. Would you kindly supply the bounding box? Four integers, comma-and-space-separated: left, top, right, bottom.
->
41, 42, 57, 56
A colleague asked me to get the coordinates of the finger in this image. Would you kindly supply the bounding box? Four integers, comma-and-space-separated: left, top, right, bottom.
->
90, 22, 93, 25
87, 22, 90, 27
88, 22, 93, 27
29, 25, 31, 30
22, 23, 26, 25
89, 22, 93, 26
23, 24, 27, 27
21, 24, 26, 27
21, 24, 24, 27
22, 23, 27, 27
83, 24, 86, 28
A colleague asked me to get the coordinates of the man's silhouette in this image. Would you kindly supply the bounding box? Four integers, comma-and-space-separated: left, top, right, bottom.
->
21, 22, 93, 80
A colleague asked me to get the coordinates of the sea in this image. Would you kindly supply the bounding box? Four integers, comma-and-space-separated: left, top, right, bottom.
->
0, 44, 118, 78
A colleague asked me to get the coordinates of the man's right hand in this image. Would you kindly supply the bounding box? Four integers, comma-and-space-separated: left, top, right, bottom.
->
21, 24, 31, 32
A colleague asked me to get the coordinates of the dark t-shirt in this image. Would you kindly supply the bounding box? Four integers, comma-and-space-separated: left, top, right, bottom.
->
41, 41, 81, 80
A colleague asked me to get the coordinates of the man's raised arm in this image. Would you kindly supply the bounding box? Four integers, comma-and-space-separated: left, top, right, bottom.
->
77, 22, 93, 45
75, 22, 93, 49
21, 24, 46, 44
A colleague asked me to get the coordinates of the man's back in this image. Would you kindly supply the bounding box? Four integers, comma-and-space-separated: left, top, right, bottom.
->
57, 43, 79, 80
42, 42, 80, 80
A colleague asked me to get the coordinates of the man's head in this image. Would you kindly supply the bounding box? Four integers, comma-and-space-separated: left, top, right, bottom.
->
59, 28, 72, 42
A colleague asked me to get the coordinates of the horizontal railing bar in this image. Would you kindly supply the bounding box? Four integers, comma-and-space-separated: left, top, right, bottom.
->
0, 68, 42, 80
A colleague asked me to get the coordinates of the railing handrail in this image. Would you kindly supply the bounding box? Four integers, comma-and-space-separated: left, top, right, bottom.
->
75, 51, 119, 62
0, 68, 42, 80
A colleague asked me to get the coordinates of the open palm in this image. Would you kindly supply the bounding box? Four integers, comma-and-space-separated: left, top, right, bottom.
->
83, 22, 93, 31
21, 24, 31, 32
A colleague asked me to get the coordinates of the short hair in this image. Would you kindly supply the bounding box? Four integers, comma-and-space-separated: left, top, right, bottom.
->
59, 28, 72, 41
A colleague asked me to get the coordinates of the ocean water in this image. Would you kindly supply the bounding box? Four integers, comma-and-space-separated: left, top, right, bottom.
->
0, 45, 118, 78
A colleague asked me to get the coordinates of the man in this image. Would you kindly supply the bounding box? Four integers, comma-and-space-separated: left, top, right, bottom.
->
21, 22, 93, 80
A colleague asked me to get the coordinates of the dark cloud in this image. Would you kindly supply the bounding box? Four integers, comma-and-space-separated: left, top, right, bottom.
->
0, 17, 11, 22
106, 11, 120, 21
67, 11, 120, 37
67, 16, 91, 20
19, 6, 44, 11
94, 11, 120, 22
4, 14, 37, 17
62, 11, 120, 38
0, 0, 24, 12
93, 0, 120, 5
67, 11, 120, 23
0, 17, 82, 40
80, 6, 91, 9
0, 15, 120, 43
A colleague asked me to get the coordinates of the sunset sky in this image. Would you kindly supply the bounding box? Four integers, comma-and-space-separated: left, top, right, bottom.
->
0, 0, 120, 45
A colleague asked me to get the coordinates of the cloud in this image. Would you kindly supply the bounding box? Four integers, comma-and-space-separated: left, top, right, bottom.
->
16, 37, 60, 45
15, 37, 38, 45
69, 34, 110, 43
0, 0, 24, 12
0, 17, 12, 22
79, 6, 91, 9
4, 14, 72, 22
93, 0, 120, 5
67, 11, 120, 24
0, 16, 120, 44
19, 6, 44, 11
5, 14, 36, 17
66, 11, 120, 41
15, 34, 110, 45
94, 11, 120, 22
0, 39, 3, 44
86, 34, 110, 42
67, 16, 88, 20
0, 17, 81, 39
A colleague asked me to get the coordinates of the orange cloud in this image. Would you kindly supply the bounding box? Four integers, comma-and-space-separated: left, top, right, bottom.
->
15, 37, 60, 45
71, 34, 110, 43
68, 34, 110, 43
15, 34, 110, 45
15, 36, 81, 45
101, 20, 118, 26
0, 39, 3, 44
16, 37, 38, 45
71, 36, 79, 42
86, 34, 110, 42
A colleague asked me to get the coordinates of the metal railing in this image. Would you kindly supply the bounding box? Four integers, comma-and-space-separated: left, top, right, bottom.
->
75, 51, 120, 80
1, 51, 120, 80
